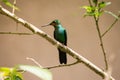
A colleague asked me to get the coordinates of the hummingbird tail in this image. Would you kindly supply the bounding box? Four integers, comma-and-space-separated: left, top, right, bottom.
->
58, 49, 67, 64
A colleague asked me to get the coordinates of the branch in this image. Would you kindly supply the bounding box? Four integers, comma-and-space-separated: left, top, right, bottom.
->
0, 5, 115, 80
0, 32, 33, 35
102, 13, 120, 37
12, 0, 16, 14
88, 0, 92, 6
88, 0, 108, 71
44, 61, 80, 69
94, 17, 108, 70
26, 57, 42, 68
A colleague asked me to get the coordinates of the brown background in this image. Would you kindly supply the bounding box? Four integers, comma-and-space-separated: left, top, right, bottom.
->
0, 0, 120, 80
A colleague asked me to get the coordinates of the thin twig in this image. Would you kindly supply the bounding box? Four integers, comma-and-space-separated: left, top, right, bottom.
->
87, 0, 108, 70
26, 57, 42, 68
0, 32, 33, 35
88, 0, 92, 6
44, 61, 80, 69
94, 17, 108, 70
12, 0, 16, 14
102, 13, 120, 37
17, 57, 43, 73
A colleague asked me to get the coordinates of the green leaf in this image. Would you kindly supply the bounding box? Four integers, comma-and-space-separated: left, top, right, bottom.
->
82, 6, 96, 17
0, 67, 11, 72
94, 10, 103, 18
82, 6, 95, 12
5, 77, 10, 80
2, 0, 19, 10
0, 67, 11, 77
98, 1, 111, 8
98, 1, 105, 8
10, 67, 23, 80
13, 75, 22, 80
105, 11, 119, 19
19, 65, 52, 80
0, 67, 23, 80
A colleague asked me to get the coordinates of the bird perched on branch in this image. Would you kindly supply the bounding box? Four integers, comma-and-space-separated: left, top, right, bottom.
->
42, 19, 67, 64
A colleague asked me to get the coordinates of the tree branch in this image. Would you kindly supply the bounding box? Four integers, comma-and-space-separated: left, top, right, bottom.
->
0, 31, 33, 35
44, 61, 80, 69
12, 0, 16, 14
0, 5, 115, 80
26, 57, 42, 68
102, 13, 120, 37
94, 17, 108, 70
88, 0, 108, 71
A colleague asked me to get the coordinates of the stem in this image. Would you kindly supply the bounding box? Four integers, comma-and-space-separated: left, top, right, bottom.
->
44, 61, 80, 69
26, 57, 42, 68
12, 0, 16, 14
88, 0, 108, 70
0, 32, 33, 35
94, 17, 108, 70
102, 14, 120, 37
88, 0, 92, 6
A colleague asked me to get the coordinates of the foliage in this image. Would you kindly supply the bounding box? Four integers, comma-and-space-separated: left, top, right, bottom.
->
1, 0, 19, 10
82, 1, 118, 19
0, 67, 22, 80
0, 65, 52, 80
82, 0, 120, 71
19, 65, 52, 80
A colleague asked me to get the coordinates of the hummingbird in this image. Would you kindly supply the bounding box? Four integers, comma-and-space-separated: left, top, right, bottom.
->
42, 19, 67, 64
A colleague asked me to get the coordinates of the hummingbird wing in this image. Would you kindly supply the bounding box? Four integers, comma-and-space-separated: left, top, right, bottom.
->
54, 29, 67, 64
63, 29, 67, 46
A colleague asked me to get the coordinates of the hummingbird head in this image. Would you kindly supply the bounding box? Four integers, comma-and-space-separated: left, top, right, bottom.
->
49, 19, 61, 26
41, 19, 60, 27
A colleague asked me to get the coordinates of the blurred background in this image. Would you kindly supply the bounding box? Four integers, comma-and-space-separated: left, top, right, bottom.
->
0, 0, 120, 80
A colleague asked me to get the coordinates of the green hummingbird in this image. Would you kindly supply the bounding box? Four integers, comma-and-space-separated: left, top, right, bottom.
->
42, 19, 67, 64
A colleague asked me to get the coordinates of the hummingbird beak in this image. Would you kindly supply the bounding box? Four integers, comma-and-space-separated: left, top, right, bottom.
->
41, 24, 50, 27
41, 21, 55, 27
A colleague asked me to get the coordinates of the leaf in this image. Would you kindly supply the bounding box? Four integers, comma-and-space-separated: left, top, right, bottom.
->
94, 10, 103, 18
0, 67, 11, 72
98, 1, 111, 8
19, 65, 52, 80
105, 11, 119, 19
0, 67, 23, 80
10, 67, 23, 80
82, 6, 96, 17
0, 67, 11, 77
82, 6, 95, 12
2, 0, 19, 10
12, 75, 22, 80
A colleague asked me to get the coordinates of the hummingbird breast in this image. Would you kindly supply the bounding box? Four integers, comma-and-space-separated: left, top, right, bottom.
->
54, 27, 66, 44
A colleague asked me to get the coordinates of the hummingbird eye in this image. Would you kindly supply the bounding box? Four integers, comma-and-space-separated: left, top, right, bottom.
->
50, 19, 60, 25
52, 21, 56, 24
